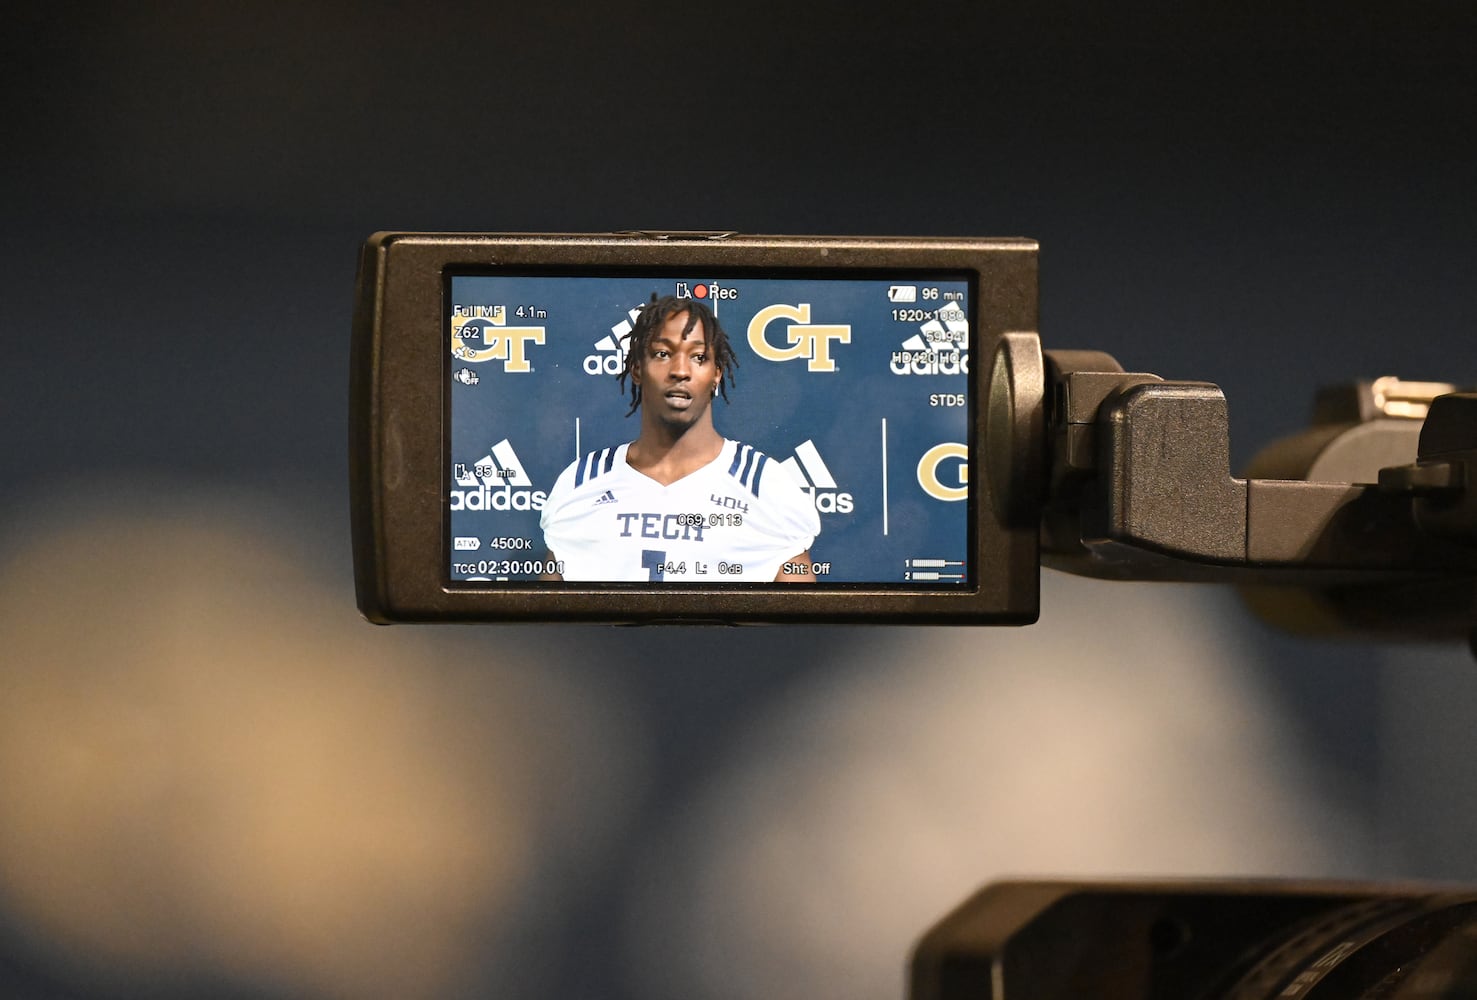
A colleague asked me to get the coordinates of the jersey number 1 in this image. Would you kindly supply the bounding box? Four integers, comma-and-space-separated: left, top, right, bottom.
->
642, 549, 666, 582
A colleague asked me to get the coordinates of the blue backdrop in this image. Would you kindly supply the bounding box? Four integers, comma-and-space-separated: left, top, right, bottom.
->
448, 273, 972, 583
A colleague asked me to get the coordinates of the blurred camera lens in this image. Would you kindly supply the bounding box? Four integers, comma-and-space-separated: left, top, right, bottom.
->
911, 884, 1477, 1000
1219, 897, 1477, 999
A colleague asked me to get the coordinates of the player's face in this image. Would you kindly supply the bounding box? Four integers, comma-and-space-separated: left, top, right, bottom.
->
635, 311, 721, 429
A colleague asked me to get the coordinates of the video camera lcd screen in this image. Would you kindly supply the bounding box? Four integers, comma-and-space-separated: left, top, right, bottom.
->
446, 272, 974, 587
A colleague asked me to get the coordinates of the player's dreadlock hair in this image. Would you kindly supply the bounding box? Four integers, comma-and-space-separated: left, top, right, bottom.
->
619, 294, 739, 416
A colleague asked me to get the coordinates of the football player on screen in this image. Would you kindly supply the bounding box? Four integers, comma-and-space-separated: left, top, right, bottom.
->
540, 294, 819, 582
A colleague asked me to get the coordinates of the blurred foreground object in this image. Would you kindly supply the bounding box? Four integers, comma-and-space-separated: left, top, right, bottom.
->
0, 496, 640, 999
912, 881, 1477, 999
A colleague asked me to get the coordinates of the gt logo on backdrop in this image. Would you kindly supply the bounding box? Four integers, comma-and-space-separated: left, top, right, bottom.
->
450, 438, 548, 511
917, 443, 968, 502
779, 439, 855, 514
451, 308, 546, 373
747, 303, 852, 372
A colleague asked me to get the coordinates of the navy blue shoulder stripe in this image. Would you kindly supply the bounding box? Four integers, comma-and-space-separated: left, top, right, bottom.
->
575, 447, 617, 487
727, 443, 768, 496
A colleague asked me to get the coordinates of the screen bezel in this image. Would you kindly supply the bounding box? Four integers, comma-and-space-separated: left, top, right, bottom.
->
351, 232, 1040, 624
443, 265, 978, 592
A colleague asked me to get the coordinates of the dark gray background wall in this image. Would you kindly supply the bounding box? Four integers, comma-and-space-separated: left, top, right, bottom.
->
2, 5, 1474, 999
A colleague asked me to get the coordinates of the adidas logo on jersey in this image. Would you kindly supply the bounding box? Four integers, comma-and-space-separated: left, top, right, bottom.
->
584, 307, 641, 375
450, 438, 548, 511
593, 489, 618, 506
891, 303, 969, 375
779, 440, 854, 514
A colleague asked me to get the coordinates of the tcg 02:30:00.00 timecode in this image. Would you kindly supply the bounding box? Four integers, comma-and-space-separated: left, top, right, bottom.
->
453, 560, 564, 576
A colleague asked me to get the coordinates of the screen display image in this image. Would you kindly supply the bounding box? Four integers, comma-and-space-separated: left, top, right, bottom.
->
447, 272, 972, 587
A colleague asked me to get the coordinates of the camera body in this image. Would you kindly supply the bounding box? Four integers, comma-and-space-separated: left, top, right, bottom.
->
911, 881, 1477, 999
350, 232, 1040, 624
351, 231, 1477, 634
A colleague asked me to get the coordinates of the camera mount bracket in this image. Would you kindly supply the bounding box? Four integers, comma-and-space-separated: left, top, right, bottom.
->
986, 332, 1477, 642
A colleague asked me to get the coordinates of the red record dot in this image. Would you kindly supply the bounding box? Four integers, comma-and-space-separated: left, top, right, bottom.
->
693, 284, 708, 298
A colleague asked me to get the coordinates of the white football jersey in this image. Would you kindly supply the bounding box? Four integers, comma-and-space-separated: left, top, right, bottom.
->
540, 439, 820, 582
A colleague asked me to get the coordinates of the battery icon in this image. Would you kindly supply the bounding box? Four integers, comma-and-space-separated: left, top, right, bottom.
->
887, 285, 917, 303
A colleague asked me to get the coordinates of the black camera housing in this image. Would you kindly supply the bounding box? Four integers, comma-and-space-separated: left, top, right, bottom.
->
912, 880, 1477, 999
350, 232, 1040, 624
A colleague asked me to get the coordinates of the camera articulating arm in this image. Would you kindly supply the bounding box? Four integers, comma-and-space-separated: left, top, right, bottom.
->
986, 333, 1477, 649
